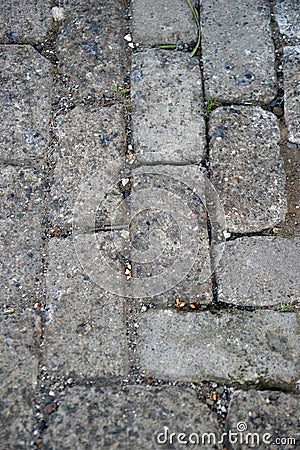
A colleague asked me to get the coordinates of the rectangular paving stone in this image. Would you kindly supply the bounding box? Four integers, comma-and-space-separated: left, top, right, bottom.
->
225, 390, 299, 449
0, 165, 43, 311
131, 49, 206, 164
275, 0, 300, 39
43, 237, 128, 379
130, 165, 212, 303
42, 385, 220, 449
283, 46, 300, 144
131, 0, 198, 46
57, 0, 126, 98
0, 311, 41, 449
0, 0, 52, 43
50, 104, 126, 227
137, 309, 299, 385
216, 236, 300, 307
0, 45, 52, 159
200, 0, 276, 103
209, 106, 287, 233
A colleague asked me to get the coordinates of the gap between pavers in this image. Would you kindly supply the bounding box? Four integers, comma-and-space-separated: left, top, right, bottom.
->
137, 309, 299, 386
41, 385, 220, 450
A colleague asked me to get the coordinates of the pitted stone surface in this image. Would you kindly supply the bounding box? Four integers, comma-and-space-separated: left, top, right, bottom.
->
50, 105, 125, 227
0, 45, 52, 159
275, 0, 300, 39
216, 237, 300, 307
200, 0, 276, 102
131, 0, 198, 46
209, 106, 287, 233
0, 166, 43, 311
137, 309, 299, 385
42, 385, 220, 449
44, 237, 128, 378
225, 390, 299, 449
57, 0, 126, 98
0, 311, 41, 449
130, 165, 212, 303
131, 49, 206, 164
283, 46, 300, 144
0, 0, 52, 43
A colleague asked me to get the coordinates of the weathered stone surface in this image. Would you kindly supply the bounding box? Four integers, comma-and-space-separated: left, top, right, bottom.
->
57, 0, 126, 98
0, 311, 41, 449
137, 309, 299, 385
209, 106, 287, 233
131, 49, 206, 164
225, 390, 299, 449
50, 105, 125, 227
216, 236, 300, 306
130, 165, 212, 302
42, 385, 220, 449
0, 166, 43, 311
201, 0, 276, 102
275, 0, 300, 39
283, 46, 300, 144
0, 0, 52, 43
0, 45, 52, 159
43, 237, 128, 378
131, 0, 198, 46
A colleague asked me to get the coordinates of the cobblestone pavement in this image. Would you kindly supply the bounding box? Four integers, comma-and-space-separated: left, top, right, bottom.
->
0, 1, 299, 449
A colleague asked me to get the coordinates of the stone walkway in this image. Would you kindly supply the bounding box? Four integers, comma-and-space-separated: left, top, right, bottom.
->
0, 1, 299, 449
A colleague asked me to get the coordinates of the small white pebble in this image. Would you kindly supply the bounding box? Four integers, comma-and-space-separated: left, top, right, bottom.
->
223, 231, 231, 239
121, 178, 130, 187
128, 43, 135, 49
124, 34, 132, 42
52, 6, 64, 21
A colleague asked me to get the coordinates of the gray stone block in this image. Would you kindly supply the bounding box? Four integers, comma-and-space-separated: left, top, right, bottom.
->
131, 49, 206, 164
0, 311, 41, 449
0, 0, 52, 43
43, 237, 128, 378
0, 45, 52, 159
201, 0, 276, 103
0, 165, 43, 311
283, 46, 300, 144
50, 105, 126, 227
57, 0, 126, 98
225, 390, 299, 449
131, 0, 198, 46
137, 309, 299, 385
275, 0, 300, 39
42, 385, 220, 449
216, 236, 300, 306
209, 106, 287, 233
130, 165, 213, 302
